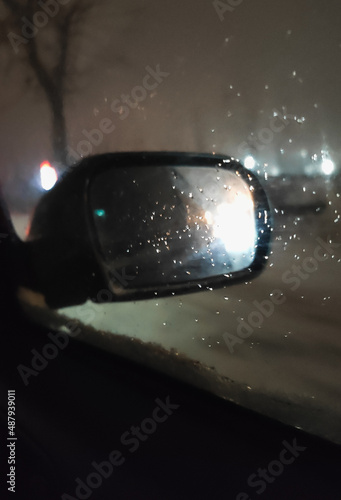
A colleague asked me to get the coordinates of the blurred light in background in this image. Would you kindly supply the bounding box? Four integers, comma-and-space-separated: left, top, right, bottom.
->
40, 161, 58, 190
321, 158, 335, 176
244, 155, 256, 170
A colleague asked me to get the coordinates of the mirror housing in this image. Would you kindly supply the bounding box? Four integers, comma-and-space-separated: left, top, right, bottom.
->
19, 152, 271, 308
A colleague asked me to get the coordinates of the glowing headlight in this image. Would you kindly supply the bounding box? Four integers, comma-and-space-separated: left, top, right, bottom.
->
205, 194, 256, 255
244, 155, 256, 170
321, 158, 335, 176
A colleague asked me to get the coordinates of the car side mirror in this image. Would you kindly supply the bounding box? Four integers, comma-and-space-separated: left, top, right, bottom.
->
17, 152, 271, 308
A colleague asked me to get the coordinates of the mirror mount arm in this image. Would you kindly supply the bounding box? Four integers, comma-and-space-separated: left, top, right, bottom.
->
13, 237, 106, 310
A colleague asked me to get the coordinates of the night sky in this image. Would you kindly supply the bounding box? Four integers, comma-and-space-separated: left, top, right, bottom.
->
1, 0, 341, 211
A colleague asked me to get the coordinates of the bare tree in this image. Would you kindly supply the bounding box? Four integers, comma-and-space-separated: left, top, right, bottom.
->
0, 0, 97, 166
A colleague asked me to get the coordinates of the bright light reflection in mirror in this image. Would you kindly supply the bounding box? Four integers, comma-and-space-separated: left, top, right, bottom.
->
90, 166, 258, 288
205, 194, 255, 255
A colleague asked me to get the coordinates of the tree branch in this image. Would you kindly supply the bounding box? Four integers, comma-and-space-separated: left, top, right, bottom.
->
18, 1, 54, 101
54, 10, 73, 91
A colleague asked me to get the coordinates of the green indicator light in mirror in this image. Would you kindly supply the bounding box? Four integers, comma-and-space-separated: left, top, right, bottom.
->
94, 209, 106, 217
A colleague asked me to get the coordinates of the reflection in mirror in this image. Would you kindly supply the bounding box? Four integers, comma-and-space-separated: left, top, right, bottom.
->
90, 166, 257, 288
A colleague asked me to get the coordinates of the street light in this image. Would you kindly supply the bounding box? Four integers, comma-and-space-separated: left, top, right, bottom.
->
40, 161, 58, 191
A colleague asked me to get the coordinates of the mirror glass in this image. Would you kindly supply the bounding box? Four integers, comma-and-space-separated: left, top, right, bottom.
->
90, 166, 257, 288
